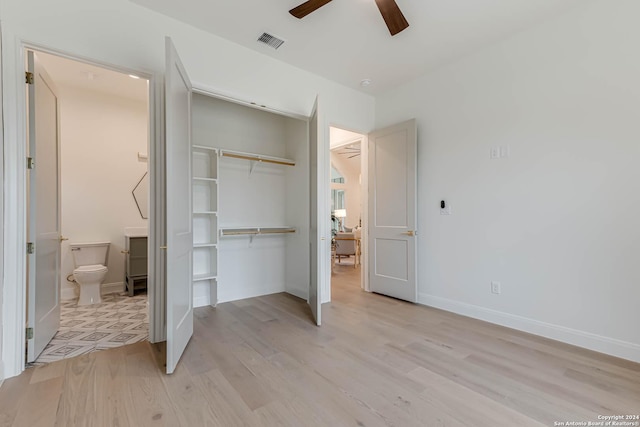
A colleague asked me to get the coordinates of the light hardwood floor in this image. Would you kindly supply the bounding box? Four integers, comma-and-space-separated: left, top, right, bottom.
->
1, 264, 639, 426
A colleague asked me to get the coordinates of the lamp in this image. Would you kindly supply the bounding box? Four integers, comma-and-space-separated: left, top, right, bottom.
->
334, 209, 347, 232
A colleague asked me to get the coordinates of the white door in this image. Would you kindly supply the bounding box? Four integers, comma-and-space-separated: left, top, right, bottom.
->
26, 51, 61, 362
165, 37, 194, 374
308, 98, 321, 325
368, 119, 417, 302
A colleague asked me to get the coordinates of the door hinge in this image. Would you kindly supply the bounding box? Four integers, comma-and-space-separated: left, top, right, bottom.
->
25, 71, 34, 85
26, 327, 34, 340
27, 242, 35, 254
27, 157, 35, 169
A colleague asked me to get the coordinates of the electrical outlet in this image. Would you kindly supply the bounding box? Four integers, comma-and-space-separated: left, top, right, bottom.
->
491, 281, 501, 294
490, 147, 500, 159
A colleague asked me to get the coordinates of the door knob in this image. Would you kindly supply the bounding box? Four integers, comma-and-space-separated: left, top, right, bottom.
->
160, 246, 167, 250
403, 230, 415, 237
59, 236, 69, 242
121, 250, 130, 254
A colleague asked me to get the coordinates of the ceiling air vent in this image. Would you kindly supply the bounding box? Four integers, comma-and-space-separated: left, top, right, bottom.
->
257, 32, 285, 50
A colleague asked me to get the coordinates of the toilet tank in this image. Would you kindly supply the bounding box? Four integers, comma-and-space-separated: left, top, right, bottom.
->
70, 242, 110, 267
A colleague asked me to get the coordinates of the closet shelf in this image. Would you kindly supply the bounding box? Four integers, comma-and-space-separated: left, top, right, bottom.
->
192, 145, 219, 153
193, 211, 218, 215
220, 227, 296, 237
193, 177, 218, 182
194, 243, 217, 248
193, 273, 217, 282
219, 149, 295, 167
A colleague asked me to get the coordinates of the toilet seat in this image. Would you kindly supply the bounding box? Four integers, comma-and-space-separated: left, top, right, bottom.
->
74, 264, 107, 273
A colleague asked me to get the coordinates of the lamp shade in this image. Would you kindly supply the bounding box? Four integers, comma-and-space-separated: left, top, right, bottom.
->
334, 209, 347, 218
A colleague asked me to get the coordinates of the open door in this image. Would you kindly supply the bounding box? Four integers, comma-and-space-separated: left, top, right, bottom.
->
165, 37, 194, 374
368, 119, 417, 302
26, 51, 62, 362
308, 98, 321, 325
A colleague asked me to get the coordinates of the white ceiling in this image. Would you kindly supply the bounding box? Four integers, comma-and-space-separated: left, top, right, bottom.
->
35, 51, 149, 103
330, 127, 363, 148
130, 0, 583, 94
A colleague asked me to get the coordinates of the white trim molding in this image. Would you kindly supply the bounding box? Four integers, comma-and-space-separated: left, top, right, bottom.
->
419, 293, 640, 363
102, 282, 125, 295
285, 286, 307, 301
193, 295, 210, 308
62, 282, 127, 301
61, 286, 76, 301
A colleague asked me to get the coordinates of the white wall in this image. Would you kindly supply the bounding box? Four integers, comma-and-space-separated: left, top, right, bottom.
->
59, 86, 148, 299
1, 0, 374, 377
0, 0, 374, 124
375, 0, 640, 361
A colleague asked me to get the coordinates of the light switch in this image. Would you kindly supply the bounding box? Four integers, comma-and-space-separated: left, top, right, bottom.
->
490, 147, 500, 159
500, 146, 510, 158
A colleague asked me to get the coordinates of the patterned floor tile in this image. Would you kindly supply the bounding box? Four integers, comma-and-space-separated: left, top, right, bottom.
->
54, 330, 85, 341
34, 292, 148, 365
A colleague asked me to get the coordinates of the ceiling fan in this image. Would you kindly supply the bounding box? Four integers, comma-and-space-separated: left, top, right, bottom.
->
336, 146, 361, 159
289, 0, 409, 36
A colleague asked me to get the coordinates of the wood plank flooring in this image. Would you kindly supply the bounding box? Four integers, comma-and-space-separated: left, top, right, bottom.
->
1, 264, 639, 426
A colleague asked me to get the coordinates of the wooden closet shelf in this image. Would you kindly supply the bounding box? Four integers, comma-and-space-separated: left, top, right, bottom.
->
192, 145, 219, 152
220, 227, 296, 237
219, 149, 295, 166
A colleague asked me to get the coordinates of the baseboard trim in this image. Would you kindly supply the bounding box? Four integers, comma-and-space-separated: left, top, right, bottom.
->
61, 286, 77, 301
419, 293, 640, 363
193, 295, 210, 308
102, 282, 124, 295
61, 282, 125, 301
285, 286, 308, 301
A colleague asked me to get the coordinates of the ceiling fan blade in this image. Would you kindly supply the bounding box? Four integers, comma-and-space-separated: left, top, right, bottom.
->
374, 0, 409, 36
289, 0, 333, 19
348, 154, 361, 158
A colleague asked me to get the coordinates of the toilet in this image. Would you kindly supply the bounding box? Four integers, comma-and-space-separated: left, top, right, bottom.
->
71, 242, 110, 306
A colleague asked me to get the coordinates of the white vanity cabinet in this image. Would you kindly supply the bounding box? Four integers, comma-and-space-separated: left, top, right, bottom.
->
124, 235, 148, 296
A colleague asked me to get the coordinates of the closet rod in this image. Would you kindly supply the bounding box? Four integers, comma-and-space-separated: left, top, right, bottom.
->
219, 150, 295, 166
220, 227, 296, 236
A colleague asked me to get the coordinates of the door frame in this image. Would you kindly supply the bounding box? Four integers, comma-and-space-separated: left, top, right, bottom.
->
327, 123, 371, 302
2, 40, 162, 377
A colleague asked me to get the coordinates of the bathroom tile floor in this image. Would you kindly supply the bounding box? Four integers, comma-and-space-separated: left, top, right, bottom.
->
33, 292, 148, 365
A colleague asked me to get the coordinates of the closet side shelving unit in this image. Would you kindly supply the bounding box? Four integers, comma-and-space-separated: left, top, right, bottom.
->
192, 144, 218, 306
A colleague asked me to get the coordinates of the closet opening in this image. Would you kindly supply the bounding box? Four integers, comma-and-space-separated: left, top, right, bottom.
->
190, 91, 311, 308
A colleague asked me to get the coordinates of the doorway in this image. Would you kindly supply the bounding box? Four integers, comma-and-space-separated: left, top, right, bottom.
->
329, 126, 366, 297
26, 50, 152, 364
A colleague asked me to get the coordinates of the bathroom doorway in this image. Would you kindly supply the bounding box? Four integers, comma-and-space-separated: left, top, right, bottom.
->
329, 126, 366, 299
25, 49, 152, 364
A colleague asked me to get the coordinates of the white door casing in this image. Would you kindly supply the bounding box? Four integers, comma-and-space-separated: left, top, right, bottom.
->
308, 97, 321, 325
26, 51, 62, 362
368, 119, 417, 302
165, 37, 194, 374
